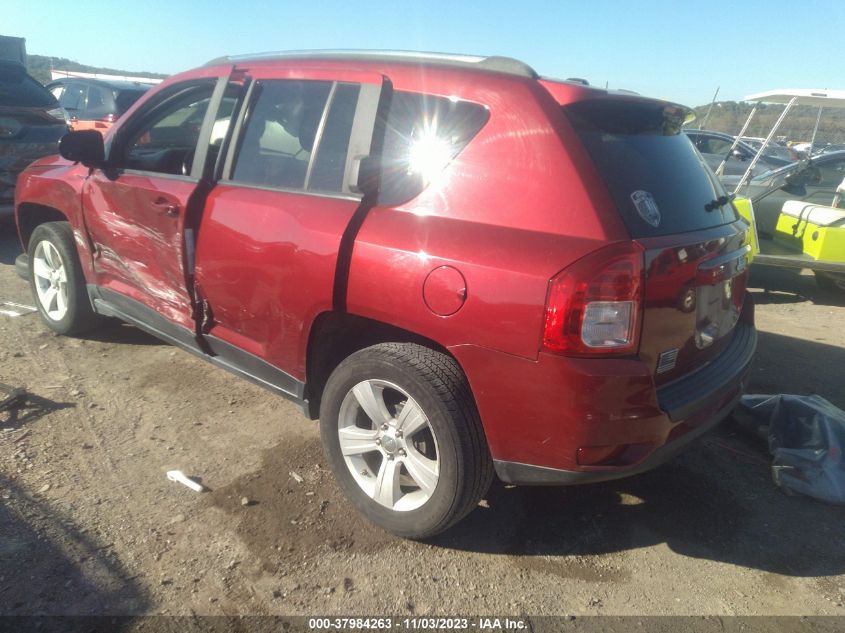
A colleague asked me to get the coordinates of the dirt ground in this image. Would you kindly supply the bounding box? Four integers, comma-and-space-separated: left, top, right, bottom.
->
1, 225, 845, 619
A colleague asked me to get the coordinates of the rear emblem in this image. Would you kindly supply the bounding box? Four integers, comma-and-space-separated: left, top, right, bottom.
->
631, 190, 661, 228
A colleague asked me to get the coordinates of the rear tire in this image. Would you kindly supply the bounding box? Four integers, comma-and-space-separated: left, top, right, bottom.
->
319, 343, 493, 538
28, 221, 102, 335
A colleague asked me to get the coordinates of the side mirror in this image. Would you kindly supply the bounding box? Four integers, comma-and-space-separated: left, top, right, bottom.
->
348, 155, 380, 197
59, 130, 105, 168
732, 148, 747, 161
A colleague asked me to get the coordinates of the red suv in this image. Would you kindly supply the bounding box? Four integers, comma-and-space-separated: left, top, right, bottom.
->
14, 51, 756, 538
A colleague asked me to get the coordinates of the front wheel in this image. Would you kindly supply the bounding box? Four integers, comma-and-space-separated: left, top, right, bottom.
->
28, 221, 102, 335
319, 343, 492, 538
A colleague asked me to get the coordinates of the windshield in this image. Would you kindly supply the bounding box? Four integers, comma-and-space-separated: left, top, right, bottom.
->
564, 98, 737, 238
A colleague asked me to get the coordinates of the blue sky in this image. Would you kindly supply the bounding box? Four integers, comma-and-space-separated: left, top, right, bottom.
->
6, 0, 843, 106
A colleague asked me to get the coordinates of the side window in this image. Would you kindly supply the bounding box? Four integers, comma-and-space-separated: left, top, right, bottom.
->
122, 84, 215, 174
59, 84, 86, 114
704, 137, 733, 155
85, 85, 115, 120
687, 134, 703, 150
377, 92, 489, 205
205, 90, 240, 174
817, 159, 845, 188
308, 83, 360, 192
49, 85, 64, 100
232, 80, 332, 190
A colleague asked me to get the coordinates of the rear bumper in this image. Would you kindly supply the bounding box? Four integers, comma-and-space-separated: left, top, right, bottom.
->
656, 320, 756, 422
494, 381, 743, 485
453, 318, 757, 486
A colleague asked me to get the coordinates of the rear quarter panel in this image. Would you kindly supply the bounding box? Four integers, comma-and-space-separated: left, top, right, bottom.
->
345, 72, 628, 360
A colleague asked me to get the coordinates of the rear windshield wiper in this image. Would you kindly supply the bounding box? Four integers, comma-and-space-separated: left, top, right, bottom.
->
705, 193, 735, 212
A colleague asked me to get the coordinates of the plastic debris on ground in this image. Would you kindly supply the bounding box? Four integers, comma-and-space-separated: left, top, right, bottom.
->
735, 394, 845, 504
166, 469, 207, 492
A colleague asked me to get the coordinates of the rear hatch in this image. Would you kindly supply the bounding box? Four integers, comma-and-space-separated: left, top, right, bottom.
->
563, 96, 750, 385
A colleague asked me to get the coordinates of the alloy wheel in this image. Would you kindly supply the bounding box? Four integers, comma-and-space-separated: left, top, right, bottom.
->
337, 379, 440, 512
32, 240, 69, 321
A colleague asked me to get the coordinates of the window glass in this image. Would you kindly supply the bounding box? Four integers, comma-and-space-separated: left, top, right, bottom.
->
377, 92, 489, 205
309, 83, 360, 192
816, 158, 845, 188
114, 89, 147, 116
123, 85, 214, 174
50, 85, 64, 100
204, 92, 240, 175
58, 84, 86, 113
232, 80, 332, 190
704, 137, 733, 155
564, 99, 737, 238
85, 85, 115, 119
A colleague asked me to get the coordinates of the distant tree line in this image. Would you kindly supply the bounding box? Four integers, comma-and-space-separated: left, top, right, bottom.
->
690, 101, 845, 145
26, 54, 168, 86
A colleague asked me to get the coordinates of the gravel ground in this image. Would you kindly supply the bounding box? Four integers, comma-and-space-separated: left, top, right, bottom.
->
1, 225, 844, 618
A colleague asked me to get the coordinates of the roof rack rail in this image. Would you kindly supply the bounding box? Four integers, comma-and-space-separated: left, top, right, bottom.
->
205, 49, 538, 79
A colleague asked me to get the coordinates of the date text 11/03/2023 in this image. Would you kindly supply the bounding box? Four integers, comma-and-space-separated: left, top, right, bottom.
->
307, 617, 529, 630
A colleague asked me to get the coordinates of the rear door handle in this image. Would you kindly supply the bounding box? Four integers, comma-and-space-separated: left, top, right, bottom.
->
153, 198, 179, 217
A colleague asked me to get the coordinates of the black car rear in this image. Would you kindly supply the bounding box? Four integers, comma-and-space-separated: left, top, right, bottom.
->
0, 62, 68, 219
46, 78, 150, 127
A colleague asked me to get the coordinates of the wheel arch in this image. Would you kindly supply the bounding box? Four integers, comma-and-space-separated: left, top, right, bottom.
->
17, 203, 69, 249
303, 311, 473, 421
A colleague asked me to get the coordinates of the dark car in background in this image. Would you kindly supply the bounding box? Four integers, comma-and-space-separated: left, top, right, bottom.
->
739, 136, 796, 163
684, 129, 791, 177
0, 61, 68, 220
46, 77, 151, 132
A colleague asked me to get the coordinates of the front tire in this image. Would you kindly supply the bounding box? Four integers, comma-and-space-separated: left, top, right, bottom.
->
28, 222, 101, 335
319, 343, 493, 538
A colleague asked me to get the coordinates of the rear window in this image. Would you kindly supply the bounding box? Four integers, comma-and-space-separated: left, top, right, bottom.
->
564, 99, 737, 237
0, 73, 57, 108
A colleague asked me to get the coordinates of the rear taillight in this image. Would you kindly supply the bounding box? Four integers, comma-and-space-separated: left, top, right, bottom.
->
543, 241, 645, 356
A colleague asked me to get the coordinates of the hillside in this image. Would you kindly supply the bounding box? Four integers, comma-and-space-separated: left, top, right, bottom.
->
690, 101, 845, 144
26, 54, 168, 86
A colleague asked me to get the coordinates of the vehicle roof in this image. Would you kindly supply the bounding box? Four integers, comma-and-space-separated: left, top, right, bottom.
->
47, 77, 153, 91
744, 88, 845, 108
205, 49, 539, 79
684, 129, 733, 137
